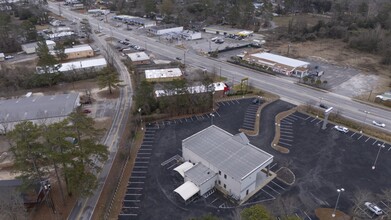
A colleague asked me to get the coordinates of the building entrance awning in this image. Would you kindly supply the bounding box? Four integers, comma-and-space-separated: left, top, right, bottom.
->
174, 181, 199, 201
173, 161, 194, 177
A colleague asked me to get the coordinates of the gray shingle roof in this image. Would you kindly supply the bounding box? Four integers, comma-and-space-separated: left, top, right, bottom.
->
0, 93, 79, 123
183, 125, 273, 181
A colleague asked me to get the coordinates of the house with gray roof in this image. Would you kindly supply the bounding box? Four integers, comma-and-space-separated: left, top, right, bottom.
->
174, 125, 274, 203
0, 93, 80, 133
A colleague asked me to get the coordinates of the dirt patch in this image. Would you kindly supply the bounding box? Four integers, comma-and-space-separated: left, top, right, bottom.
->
315, 208, 351, 220
276, 167, 295, 186
97, 89, 120, 99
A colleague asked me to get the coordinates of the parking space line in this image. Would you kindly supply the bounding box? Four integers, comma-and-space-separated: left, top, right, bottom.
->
137, 152, 151, 155
279, 138, 293, 142
123, 200, 140, 202
280, 135, 294, 138
220, 102, 225, 106
136, 157, 150, 159
128, 182, 144, 184
279, 141, 292, 146
119, 214, 137, 216
291, 114, 307, 120
167, 162, 178, 170
280, 124, 293, 127
242, 126, 254, 130
127, 187, 143, 190
139, 148, 152, 151
305, 116, 311, 120
134, 161, 149, 164
126, 194, 142, 196
265, 185, 280, 194
123, 206, 139, 209
357, 134, 363, 140
134, 166, 148, 169
365, 137, 371, 142
351, 133, 356, 137
283, 118, 295, 123
214, 111, 221, 117
210, 198, 219, 204
310, 118, 317, 122
280, 127, 293, 130
372, 140, 378, 145
316, 120, 322, 125
244, 118, 254, 122
280, 131, 293, 134
270, 180, 286, 190
280, 121, 293, 124
130, 176, 146, 179
132, 171, 147, 174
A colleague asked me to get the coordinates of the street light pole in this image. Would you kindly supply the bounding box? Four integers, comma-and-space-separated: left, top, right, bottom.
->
332, 188, 345, 217
372, 144, 385, 170
210, 113, 215, 125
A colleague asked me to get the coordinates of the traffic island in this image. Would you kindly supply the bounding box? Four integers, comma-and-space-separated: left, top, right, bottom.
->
271, 108, 297, 153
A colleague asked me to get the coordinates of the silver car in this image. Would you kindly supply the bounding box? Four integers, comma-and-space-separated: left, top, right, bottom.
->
365, 202, 383, 215
372, 121, 386, 128
334, 125, 349, 133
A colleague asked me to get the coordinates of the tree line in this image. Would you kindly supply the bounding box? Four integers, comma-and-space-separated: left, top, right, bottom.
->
7, 112, 108, 203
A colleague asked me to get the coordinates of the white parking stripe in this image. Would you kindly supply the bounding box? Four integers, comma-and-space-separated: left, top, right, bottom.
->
123, 200, 140, 202
280, 131, 293, 134
365, 137, 371, 142
127, 187, 143, 190
351, 133, 356, 137
279, 141, 292, 146
310, 118, 317, 122
372, 140, 378, 145
357, 135, 363, 140
119, 214, 137, 216
279, 138, 293, 142
280, 135, 294, 138
214, 111, 221, 117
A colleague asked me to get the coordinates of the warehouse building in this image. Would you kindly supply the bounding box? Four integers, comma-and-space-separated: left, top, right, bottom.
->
243, 52, 310, 78
155, 82, 228, 98
181, 30, 202, 40
148, 25, 183, 35
113, 15, 156, 27
21, 40, 56, 54
0, 93, 80, 133
127, 52, 151, 65
174, 125, 274, 203
145, 68, 182, 82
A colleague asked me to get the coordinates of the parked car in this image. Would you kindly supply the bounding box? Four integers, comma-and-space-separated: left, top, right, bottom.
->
319, 104, 328, 109
175, 57, 182, 60
365, 202, 383, 215
334, 125, 349, 133
5, 55, 14, 60
372, 121, 386, 128
252, 98, 260, 105
125, 38, 129, 41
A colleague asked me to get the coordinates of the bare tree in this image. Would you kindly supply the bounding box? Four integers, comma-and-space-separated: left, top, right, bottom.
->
350, 189, 374, 217
0, 188, 27, 220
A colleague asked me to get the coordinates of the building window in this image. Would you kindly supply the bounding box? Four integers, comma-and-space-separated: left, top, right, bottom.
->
218, 180, 221, 185
224, 184, 226, 189
224, 174, 227, 179
219, 171, 221, 175
246, 189, 249, 195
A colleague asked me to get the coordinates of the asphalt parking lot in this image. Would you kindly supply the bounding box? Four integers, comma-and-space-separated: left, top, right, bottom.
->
118, 98, 391, 219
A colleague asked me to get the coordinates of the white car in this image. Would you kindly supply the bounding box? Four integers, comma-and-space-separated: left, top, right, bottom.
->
334, 125, 349, 133
372, 121, 385, 128
365, 202, 383, 215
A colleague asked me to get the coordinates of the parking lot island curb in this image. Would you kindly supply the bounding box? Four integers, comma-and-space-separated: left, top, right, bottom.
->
271, 108, 298, 153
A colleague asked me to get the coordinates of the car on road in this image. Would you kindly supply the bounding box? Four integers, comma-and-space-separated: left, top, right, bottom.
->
372, 121, 385, 128
365, 202, 383, 215
319, 104, 328, 109
5, 55, 14, 60
334, 125, 349, 133
175, 57, 182, 60
125, 38, 129, 41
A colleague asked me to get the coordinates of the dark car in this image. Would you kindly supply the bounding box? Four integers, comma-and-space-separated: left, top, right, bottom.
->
319, 104, 328, 109
252, 98, 260, 104
175, 57, 182, 60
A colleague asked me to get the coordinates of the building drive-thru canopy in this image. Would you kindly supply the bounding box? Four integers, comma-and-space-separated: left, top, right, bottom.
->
174, 181, 199, 201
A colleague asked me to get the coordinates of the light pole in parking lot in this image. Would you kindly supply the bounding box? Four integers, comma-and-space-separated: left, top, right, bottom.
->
210, 113, 215, 125
372, 143, 385, 170
360, 110, 370, 133
332, 188, 345, 217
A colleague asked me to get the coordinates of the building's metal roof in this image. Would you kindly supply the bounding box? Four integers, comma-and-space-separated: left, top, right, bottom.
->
64, 45, 93, 54
145, 68, 182, 79
250, 52, 309, 68
127, 52, 150, 62
58, 58, 107, 72
21, 40, 56, 49
184, 163, 216, 186
0, 93, 79, 123
183, 125, 273, 180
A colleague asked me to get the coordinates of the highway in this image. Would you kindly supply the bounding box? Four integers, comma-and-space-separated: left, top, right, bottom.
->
47, 2, 391, 219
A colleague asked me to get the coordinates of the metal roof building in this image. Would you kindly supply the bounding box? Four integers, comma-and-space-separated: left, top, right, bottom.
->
175, 125, 274, 203
127, 52, 150, 64
0, 93, 80, 133
21, 40, 56, 54
145, 68, 182, 82
58, 58, 107, 73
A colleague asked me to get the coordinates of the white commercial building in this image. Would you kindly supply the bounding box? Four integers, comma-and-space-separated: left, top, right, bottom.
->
0, 93, 80, 133
181, 30, 202, 40
21, 40, 56, 54
148, 25, 184, 35
47, 31, 75, 40
174, 125, 274, 203
155, 82, 227, 98
113, 15, 156, 28
57, 57, 107, 73
244, 52, 310, 78
145, 68, 182, 82
127, 52, 150, 64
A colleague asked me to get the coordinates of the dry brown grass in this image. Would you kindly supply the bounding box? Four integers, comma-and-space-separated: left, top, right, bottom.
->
315, 208, 351, 220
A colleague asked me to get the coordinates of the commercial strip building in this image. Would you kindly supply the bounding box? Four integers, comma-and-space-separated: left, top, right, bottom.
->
57, 57, 107, 73
174, 125, 274, 203
21, 40, 56, 54
148, 25, 184, 35
243, 52, 310, 78
0, 93, 80, 133
180, 30, 202, 40
145, 68, 182, 82
203, 26, 253, 37
63, 45, 94, 60
127, 52, 151, 65
113, 15, 156, 28
155, 82, 229, 98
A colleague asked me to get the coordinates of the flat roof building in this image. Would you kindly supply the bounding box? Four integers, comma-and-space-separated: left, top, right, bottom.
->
57, 57, 107, 73
113, 15, 156, 27
148, 25, 184, 36
174, 125, 274, 203
243, 52, 310, 78
181, 30, 202, 40
64, 45, 94, 60
145, 68, 183, 82
21, 40, 56, 54
0, 93, 80, 133
155, 82, 228, 98
127, 52, 150, 65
